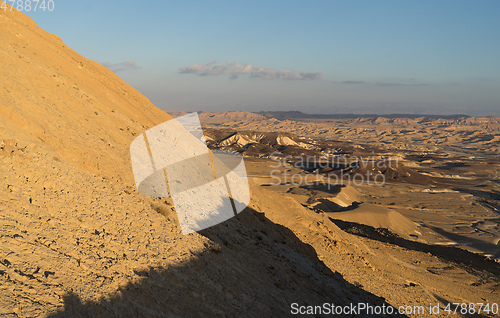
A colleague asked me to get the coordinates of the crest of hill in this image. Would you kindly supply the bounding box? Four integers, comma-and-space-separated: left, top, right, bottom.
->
0, 8, 170, 182
165, 111, 268, 128
200, 111, 267, 123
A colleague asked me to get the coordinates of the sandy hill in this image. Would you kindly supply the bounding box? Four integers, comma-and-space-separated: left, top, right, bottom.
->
0, 8, 171, 181
0, 8, 401, 317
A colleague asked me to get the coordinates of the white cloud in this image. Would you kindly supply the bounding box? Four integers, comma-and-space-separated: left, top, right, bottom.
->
179, 61, 322, 80
101, 61, 140, 73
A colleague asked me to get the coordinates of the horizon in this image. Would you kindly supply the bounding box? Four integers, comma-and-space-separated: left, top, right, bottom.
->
21, 0, 500, 116
178, 110, 485, 118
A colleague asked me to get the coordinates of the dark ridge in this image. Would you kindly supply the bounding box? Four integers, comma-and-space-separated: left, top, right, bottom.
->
330, 219, 500, 276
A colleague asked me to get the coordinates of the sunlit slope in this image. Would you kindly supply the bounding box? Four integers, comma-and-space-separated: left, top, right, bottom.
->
0, 7, 171, 181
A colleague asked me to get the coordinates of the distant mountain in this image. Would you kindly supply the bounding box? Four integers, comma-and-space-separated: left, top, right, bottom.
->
257, 111, 471, 120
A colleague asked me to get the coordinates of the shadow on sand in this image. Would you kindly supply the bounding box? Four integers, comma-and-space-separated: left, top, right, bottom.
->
330, 219, 500, 277
48, 207, 404, 317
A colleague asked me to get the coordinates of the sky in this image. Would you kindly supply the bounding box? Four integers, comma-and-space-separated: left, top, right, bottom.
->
22, 0, 500, 115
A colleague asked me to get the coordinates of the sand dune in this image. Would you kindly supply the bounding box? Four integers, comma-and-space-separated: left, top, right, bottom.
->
329, 205, 420, 239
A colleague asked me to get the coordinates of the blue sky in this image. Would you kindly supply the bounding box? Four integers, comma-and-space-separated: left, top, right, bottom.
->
23, 0, 500, 115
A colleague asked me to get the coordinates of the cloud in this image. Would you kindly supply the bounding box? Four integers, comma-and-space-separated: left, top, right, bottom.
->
179, 61, 322, 81
101, 61, 140, 73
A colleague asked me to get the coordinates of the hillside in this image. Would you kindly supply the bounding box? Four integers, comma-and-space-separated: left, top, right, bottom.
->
0, 7, 171, 181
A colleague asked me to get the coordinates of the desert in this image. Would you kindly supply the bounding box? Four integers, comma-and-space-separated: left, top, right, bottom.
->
1, 3, 500, 318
